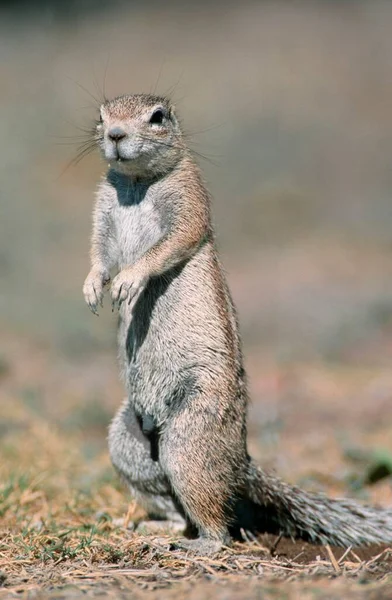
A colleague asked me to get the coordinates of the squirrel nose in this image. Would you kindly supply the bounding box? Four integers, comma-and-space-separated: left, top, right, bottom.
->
108, 127, 127, 142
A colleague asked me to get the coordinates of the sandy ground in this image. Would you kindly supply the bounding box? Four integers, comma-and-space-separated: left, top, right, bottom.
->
0, 331, 391, 598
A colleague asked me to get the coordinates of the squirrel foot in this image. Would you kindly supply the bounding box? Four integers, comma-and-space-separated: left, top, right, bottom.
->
112, 517, 185, 535
136, 519, 186, 535
171, 537, 225, 556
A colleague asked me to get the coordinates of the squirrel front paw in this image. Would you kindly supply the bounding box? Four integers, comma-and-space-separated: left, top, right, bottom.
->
111, 267, 148, 310
83, 269, 110, 315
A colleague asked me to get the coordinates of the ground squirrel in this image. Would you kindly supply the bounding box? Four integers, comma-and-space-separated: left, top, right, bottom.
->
83, 93, 392, 555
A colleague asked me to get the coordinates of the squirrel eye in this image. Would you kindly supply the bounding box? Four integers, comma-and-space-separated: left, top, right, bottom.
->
149, 109, 164, 125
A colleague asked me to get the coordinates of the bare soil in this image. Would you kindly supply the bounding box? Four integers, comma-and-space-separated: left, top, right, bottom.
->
1, 333, 391, 599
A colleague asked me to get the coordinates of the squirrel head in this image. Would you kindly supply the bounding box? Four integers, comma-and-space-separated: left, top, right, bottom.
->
96, 94, 185, 178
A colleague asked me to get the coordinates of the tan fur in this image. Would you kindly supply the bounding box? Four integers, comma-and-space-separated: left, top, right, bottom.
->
83, 93, 392, 555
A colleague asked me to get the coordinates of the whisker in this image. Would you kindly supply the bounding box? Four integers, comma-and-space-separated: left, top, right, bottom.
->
54, 141, 94, 146
137, 133, 219, 166
92, 64, 107, 107
163, 72, 185, 100
186, 145, 218, 165
102, 53, 110, 103
183, 122, 225, 137
64, 76, 101, 106
59, 117, 98, 137
56, 135, 98, 179
152, 58, 166, 95
72, 144, 97, 163
188, 146, 221, 165
57, 146, 96, 179
49, 132, 95, 142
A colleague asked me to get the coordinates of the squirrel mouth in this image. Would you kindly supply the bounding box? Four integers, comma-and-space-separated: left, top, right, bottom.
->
115, 153, 129, 163
107, 146, 137, 163
115, 151, 134, 163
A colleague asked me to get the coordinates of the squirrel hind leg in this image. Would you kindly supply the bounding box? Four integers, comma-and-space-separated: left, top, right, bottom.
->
108, 398, 184, 523
159, 398, 247, 552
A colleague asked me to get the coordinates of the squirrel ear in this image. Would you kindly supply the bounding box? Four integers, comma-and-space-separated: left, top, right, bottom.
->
169, 106, 180, 128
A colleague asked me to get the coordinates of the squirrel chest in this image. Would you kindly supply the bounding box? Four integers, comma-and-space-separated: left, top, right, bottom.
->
111, 182, 164, 268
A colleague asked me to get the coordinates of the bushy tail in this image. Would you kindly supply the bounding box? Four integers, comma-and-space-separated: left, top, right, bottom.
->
245, 459, 392, 546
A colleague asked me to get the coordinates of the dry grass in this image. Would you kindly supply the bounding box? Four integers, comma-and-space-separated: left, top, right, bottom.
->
1, 366, 392, 599
1, 468, 392, 599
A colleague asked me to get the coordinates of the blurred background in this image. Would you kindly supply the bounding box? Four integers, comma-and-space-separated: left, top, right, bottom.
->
1, 0, 392, 510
